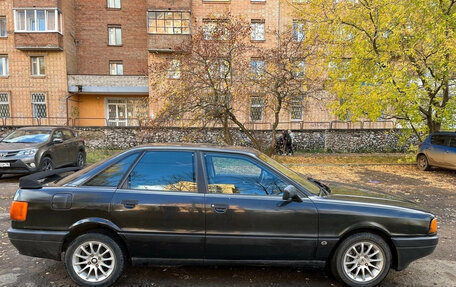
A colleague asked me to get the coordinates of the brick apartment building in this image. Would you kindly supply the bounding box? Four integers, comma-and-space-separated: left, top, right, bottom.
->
0, 0, 387, 129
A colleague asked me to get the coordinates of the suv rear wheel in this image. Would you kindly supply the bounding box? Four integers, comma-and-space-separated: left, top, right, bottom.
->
76, 151, 86, 169
64, 233, 125, 287
331, 233, 391, 287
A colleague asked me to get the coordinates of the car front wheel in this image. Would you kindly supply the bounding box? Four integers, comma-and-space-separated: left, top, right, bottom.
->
331, 232, 391, 287
65, 233, 125, 287
417, 154, 431, 171
39, 157, 54, 172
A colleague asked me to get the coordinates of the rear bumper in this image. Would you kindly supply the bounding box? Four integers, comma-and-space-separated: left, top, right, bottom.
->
392, 235, 438, 271
8, 228, 68, 261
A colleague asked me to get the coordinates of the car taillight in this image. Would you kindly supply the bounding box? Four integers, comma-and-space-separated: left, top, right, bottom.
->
429, 218, 437, 234
10, 201, 28, 221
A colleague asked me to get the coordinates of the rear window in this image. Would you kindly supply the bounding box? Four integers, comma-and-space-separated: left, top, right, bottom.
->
430, 135, 447, 146
449, 136, 456, 148
84, 153, 139, 187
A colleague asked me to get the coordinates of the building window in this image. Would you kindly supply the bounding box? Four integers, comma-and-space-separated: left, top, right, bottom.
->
31, 56, 45, 76
292, 20, 305, 42
250, 96, 264, 121
31, 93, 47, 118
167, 59, 181, 79
109, 61, 123, 75
203, 19, 229, 40
14, 9, 62, 33
293, 0, 307, 3
0, 55, 8, 76
0, 17, 7, 37
293, 59, 305, 78
251, 20, 265, 41
107, 98, 148, 127
290, 96, 303, 121
148, 11, 190, 34
250, 58, 264, 76
108, 26, 122, 46
209, 59, 230, 79
107, 0, 121, 9
0, 93, 10, 118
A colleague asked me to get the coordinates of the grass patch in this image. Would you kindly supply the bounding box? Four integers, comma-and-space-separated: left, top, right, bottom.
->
86, 149, 123, 164
274, 153, 415, 165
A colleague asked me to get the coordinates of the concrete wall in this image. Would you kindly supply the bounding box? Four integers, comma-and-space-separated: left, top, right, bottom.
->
0, 126, 418, 152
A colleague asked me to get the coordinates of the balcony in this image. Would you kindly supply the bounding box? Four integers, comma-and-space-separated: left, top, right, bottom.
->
15, 32, 63, 51
147, 0, 192, 10
148, 34, 191, 52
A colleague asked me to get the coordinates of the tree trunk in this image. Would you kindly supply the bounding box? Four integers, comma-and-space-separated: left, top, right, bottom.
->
221, 115, 233, 145
227, 111, 262, 151
268, 98, 283, 156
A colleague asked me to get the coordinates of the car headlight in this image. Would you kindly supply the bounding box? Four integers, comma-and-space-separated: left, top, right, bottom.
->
17, 149, 38, 156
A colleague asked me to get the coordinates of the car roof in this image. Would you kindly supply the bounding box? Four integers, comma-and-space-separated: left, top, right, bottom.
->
431, 131, 456, 136
16, 126, 70, 131
133, 143, 261, 156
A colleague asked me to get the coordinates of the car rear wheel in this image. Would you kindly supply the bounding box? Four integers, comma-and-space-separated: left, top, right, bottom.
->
417, 154, 431, 171
76, 151, 86, 169
39, 157, 54, 172
331, 233, 391, 287
64, 233, 125, 287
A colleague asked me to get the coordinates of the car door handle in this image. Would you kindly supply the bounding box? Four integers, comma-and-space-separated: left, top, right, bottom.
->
121, 200, 138, 209
211, 204, 229, 213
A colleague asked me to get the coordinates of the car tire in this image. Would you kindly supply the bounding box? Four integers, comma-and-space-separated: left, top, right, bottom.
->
64, 233, 126, 287
39, 157, 54, 172
417, 154, 431, 171
76, 151, 86, 169
331, 232, 391, 287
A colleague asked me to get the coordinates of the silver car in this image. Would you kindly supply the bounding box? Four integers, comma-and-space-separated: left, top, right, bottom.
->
416, 132, 456, 171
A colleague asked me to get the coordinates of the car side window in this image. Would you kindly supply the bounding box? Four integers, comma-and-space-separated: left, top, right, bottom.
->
53, 130, 63, 140
125, 151, 196, 193
204, 153, 287, 196
84, 153, 139, 187
62, 130, 74, 140
449, 136, 456, 148
430, 135, 446, 146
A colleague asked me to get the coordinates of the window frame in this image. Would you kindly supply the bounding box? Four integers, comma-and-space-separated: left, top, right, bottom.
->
31, 92, 47, 119
109, 61, 123, 75
251, 19, 265, 41
202, 152, 292, 197
108, 25, 122, 46
121, 150, 199, 193
30, 56, 45, 76
0, 55, 8, 76
0, 92, 10, 118
250, 57, 265, 77
107, 0, 121, 9
290, 96, 304, 121
14, 9, 62, 33
250, 96, 264, 122
147, 11, 191, 35
0, 16, 7, 37
167, 59, 181, 79
292, 20, 305, 42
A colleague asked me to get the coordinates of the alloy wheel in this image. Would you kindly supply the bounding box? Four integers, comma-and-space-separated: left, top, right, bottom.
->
343, 241, 385, 283
71, 240, 116, 283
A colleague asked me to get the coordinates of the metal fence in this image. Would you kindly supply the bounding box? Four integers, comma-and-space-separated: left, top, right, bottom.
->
0, 117, 396, 130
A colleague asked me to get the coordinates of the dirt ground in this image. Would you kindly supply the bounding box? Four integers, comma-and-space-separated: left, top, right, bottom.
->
0, 156, 455, 287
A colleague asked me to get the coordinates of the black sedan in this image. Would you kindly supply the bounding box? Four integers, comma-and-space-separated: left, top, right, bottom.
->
8, 144, 438, 287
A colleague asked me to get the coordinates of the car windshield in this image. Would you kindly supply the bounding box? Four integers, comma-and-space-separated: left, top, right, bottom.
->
258, 154, 320, 195
2, 130, 51, 143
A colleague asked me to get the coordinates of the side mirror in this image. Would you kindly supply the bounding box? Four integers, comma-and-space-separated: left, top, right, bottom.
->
283, 185, 302, 202
53, 138, 64, 144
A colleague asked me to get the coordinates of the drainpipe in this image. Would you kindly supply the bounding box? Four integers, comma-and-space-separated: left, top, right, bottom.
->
65, 85, 82, 126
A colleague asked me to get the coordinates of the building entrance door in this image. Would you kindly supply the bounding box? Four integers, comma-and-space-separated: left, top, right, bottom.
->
107, 103, 127, 126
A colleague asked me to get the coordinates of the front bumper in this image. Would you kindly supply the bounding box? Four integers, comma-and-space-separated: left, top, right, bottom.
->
8, 228, 68, 261
392, 235, 438, 270
0, 157, 38, 174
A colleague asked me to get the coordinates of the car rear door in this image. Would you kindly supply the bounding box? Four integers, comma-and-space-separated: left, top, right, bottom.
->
202, 152, 318, 261
62, 129, 78, 164
109, 150, 206, 261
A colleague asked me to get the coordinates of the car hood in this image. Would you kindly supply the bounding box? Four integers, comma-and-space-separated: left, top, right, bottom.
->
325, 182, 426, 212
0, 142, 42, 151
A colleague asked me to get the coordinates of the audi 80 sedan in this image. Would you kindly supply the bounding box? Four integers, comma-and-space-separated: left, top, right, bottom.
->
9, 144, 438, 287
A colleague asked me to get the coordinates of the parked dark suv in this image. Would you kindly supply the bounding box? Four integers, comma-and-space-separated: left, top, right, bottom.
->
417, 132, 456, 171
0, 127, 85, 177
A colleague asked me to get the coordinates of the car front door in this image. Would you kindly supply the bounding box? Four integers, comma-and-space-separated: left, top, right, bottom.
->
202, 152, 318, 261
109, 150, 206, 261
445, 136, 456, 169
427, 135, 447, 165
49, 129, 66, 167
